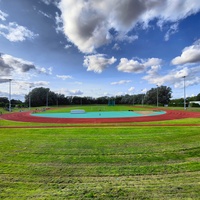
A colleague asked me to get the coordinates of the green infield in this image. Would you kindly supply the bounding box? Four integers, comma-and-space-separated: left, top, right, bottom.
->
0, 127, 200, 199
39, 105, 150, 113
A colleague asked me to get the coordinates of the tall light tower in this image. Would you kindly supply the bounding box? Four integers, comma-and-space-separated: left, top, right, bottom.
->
141, 89, 145, 106
183, 76, 186, 110
46, 90, 49, 107
29, 85, 32, 110
9, 79, 12, 112
156, 85, 159, 107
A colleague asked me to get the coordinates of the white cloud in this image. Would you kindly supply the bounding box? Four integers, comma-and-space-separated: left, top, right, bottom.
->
83, 54, 117, 73
115, 34, 138, 43
38, 10, 52, 19
64, 44, 72, 49
117, 57, 162, 73
0, 10, 8, 21
13, 81, 49, 91
128, 87, 135, 92
69, 89, 83, 95
141, 88, 148, 93
111, 80, 131, 85
57, 0, 200, 53
117, 58, 144, 73
112, 43, 120, 50
54, 88, 83, 96
0, 22, 38, 42
56, 75, 73, 80
55, 12, 63, 33
143, 58, 163, 67
0, 80, 49, 100
0, 53, 52, 78
164, 23, 179, 41
29, 81, 49, 88
37, 67, 52, 75
41, 0, 51, 5
171, 39, 200, 65
143, 65, 200, 89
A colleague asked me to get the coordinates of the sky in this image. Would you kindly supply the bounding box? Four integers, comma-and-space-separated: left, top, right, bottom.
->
0, 0, 200, 101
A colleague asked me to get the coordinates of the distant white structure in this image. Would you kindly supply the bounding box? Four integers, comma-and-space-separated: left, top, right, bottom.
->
70, 109, 85, 114
189, 101, 200, 106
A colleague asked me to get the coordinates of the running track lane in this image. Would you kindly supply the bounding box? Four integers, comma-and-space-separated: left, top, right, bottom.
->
1, 110, 200, 124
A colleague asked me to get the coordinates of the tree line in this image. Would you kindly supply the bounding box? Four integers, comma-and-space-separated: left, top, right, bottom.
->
22, 86, 173, 107
1, 86, 200, 108
23, 86, 172, 107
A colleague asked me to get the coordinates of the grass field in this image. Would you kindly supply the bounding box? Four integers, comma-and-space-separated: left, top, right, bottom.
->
0, 105, 200, 199
0, 126, 200, 199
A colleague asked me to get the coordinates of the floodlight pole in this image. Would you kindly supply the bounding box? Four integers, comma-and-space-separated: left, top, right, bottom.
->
156, 85, 159, 107
183, 76, 186, 110
46, 90, 49, 107
141, 90, 144, 106
29, 86, 31, 110
9, 79, 12, 112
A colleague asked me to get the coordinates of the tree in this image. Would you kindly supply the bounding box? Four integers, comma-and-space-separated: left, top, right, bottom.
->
57, 93, 69, 105
11, 99, 23, 108
196, 93, 200, 101
0, 97, 9, 107
25, 87, 50, 107
144, 86, 172, 106
96, 96, 109, 104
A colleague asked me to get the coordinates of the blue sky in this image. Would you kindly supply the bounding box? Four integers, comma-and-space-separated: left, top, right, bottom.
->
0, 0, 200, 101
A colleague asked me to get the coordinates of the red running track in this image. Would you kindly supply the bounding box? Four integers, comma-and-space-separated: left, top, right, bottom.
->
1, 110, 200, 124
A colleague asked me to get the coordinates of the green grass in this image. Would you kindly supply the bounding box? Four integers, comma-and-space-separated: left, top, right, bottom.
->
0, 127, 200, 199
43, 105, 148, 113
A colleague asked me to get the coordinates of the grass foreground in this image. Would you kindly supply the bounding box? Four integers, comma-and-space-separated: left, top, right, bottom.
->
0, 126, 200, 199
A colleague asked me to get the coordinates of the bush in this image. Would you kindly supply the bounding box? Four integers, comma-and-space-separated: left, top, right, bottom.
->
190, 103, 200, 107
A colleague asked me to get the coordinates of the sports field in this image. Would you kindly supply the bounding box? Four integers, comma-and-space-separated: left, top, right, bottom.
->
0, 105, 200, 199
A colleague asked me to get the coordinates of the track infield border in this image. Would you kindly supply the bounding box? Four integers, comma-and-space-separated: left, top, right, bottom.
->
1, 109, 200, 127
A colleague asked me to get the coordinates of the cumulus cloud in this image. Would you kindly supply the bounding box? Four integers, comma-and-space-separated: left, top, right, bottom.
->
143, 65, 200, 88
117, 57, 162, 73
111, 80, 132, 85
83, 54, 117, 73
56, 75, 73, 80
0, 22, 38, 42
57, 0, 200, 53
171, 39, 200, 65
0, 53, 52, 78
